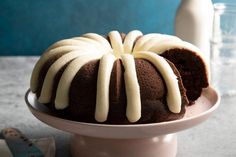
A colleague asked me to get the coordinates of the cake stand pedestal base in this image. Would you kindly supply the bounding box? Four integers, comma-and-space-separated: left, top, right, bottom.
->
70, 134, 177, 157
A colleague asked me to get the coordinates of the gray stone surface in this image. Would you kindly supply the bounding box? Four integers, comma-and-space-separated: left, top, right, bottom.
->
0, 56, 235, 157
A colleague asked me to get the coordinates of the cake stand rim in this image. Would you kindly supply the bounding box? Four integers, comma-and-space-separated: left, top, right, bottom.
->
25, 86, 220, 138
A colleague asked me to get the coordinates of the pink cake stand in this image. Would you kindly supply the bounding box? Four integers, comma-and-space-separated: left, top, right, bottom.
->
25, 87, 220, 157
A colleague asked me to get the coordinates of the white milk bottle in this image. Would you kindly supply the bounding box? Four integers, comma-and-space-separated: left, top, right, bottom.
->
175, 0, 214, 60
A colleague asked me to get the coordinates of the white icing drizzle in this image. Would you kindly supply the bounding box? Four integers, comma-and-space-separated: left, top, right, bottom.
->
38, 50, 88, 103
121, 54, 141, 122
133, 34, 163, 52
72, 37, 106, 51
123, 30, 143, 53
82, 34, 115, 56
83, 33, 112, 51
133, 34, 181, 52
95, 54, 116, 122
134, 51, 181, 113
46, 39, 87, 51
46, 38, 104, 53
140, 35, 181, 51
30, 46, 83, 92
55, 53, 103, 109
31, 35, 107, 92
108, 31, 123, 58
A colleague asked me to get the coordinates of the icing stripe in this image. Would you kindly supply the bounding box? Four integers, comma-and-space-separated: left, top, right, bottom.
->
74, 36, 114, 56
72, 37, 105, 50
46, 39, 86, 51
31, 37, 105, 92
46, 38, 103, 52
134, 51, 181, 113
83, 33, 112, 51
95, 54, 116, 122
121, 54, 141, 122
133, 34, 181, 52
82, 34, 115, 56
123, 30, 143, 53
108, 31, 123, 58
30, 46, 83, 92
140, 35, 181, 51
38, 50, 88, 103
55, 53, 103, 109
133, 34, 163, 52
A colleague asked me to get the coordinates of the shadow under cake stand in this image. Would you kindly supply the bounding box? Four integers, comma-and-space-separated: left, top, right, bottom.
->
25, 87, 220, 157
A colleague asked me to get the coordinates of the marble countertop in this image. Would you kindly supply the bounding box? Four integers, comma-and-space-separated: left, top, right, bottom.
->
0, 56, 235, 157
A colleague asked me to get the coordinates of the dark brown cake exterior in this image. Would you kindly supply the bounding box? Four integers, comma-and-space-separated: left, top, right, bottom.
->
30, 30, 209, 124
67, 59, 188, 124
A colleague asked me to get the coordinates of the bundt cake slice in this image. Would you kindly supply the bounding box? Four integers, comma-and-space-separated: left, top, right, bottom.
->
133, 34, 209, 103
30, 30, 209, 124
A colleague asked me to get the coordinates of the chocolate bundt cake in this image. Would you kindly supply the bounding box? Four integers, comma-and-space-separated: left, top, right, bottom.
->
30, 30, 209, 124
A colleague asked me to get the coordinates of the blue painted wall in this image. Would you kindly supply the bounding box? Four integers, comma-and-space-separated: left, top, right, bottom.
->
0, 0, 231, 55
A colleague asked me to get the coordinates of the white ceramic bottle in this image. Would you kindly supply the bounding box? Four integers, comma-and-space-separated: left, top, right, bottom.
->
175, 0, 213, 59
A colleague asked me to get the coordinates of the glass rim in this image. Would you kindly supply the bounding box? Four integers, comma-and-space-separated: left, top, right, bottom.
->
214, 3, 236, 13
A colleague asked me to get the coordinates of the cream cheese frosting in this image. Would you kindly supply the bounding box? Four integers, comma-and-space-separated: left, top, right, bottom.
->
30, 30, 207, 123
30, 46, 82, 92
95, 54, 116, 122
55, 53, 103, 109
83, 33, 112, 51
123, 30, 143, 53
38, 50, 86, 103
121, 54, 141, 122
108, 31, 124, 57
133, 33, 180, 52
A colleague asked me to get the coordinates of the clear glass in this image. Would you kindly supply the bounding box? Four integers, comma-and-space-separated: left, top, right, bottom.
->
211, 3, 236, 96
